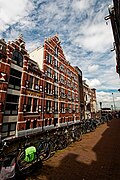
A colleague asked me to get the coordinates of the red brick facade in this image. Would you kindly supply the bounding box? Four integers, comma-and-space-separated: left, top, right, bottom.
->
0, 34, 82, 139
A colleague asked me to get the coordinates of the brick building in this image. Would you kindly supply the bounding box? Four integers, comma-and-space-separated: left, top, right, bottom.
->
30, 34, 81, 131
0, 34, 81, 139
75, 67, 85, 120
105, 0, 120, 75
83, 80, 97, 119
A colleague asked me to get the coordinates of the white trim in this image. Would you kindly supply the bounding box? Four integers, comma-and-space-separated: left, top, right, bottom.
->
0, 90, 7, 93
17, 121, 26, 123
11, 63, 23, 72
1, 61, 10, 66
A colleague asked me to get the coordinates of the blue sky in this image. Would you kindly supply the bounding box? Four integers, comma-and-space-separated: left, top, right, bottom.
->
0, 0, 120, 109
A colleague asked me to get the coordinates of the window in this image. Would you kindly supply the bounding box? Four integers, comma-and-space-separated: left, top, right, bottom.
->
60, 64, 64, 72
26, 121, 30, 130
46, 82, 52, 94
68, 91, 71, 100
54, 86, 58, 98
8, 76, 21, 90
72, 92, 74, 101
26, 97, 32, 112
61, 103, 65, 113
46, 100, 52, 113
33, 120, 37, 128
55, 47, 58, 56
5, 94, 19, 115
6, 94, 19, 103
67, 79, 71, 87
9, 68, 22, 90
60, 118, 63, 123
12, 50, 23, 67
10, 123, 16, 131
76, 105, 79, 113
47, 67, 52, 78
54, 59, 58, 68
45, 119, 48, 126
33, 98, 37, 112
28, 76, 33, 89
2, 123, 16, 137
54, 72, 58, 82
47, 53, 52, 64
68, 104, 71, 113
54, 102, 58, 113
60, 75, 65, 84
67, 69, 71, 76
60, 88, 65, 98
34, 78, 39, 91
49, 119, 52, 125
10, 68, 22, 78
2, 124, 9, 132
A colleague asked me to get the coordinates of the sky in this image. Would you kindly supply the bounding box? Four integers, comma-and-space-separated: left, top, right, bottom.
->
0, 0, 120, 110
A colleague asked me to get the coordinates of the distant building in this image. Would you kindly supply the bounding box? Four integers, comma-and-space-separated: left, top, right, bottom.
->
105, 1, 120, 75
101, 108, 111, 116
83, 80, 97, 119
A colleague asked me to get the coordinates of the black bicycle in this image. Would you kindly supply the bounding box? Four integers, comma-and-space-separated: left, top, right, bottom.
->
0, 137, 42, 179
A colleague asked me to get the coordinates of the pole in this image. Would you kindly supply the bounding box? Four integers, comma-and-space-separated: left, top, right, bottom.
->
99, 102, 102, 118
112, 93, 116, 111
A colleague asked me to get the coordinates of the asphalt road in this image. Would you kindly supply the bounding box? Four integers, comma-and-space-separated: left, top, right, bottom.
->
27, 118, 120, 180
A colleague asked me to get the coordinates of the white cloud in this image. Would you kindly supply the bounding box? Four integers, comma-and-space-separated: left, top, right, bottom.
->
96, 91, 120, 110
71, 0, 94, 11
1, 0, 120, 109
0, 0, 34, 32
84, 78, 101, 88
88, 64, 99, 72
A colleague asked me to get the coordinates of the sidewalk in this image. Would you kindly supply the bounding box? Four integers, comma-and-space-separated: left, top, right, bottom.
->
29, 118, 120, 180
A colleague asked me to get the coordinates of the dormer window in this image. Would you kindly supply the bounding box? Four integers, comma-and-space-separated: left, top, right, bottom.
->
12, 50, 23, 67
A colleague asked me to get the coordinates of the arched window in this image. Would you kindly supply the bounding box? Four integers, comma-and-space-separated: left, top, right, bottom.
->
12, 50, 23, 67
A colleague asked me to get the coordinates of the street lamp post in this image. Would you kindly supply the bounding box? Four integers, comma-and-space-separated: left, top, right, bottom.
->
112, 93, 116, 111
99, 102, 102, 118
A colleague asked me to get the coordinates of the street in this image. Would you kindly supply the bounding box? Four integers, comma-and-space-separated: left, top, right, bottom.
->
28, 118, 120, 180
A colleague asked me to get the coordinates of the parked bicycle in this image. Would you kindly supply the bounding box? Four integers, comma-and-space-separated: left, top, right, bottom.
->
0, 137, 42, 179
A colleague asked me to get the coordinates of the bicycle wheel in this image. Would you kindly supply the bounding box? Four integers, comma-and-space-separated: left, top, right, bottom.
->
57, 135, 67, 150
17, 150, 38, 175
37, 141, 51, 161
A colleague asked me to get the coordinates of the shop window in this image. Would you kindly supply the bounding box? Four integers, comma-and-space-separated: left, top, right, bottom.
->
2, 123, 16, 137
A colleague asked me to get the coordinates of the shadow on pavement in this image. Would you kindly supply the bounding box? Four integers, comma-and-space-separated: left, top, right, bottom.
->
27, 119, 120, 180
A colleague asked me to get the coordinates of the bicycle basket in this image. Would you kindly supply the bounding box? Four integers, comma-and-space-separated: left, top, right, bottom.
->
24, 146, 36, 162
0, 156, 16, 180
